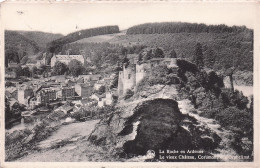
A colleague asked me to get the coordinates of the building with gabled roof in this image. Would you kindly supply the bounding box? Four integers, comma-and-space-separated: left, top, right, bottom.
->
51, 54, 84, 67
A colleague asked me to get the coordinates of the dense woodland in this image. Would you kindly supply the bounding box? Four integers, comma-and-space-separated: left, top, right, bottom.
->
127, 22, 253, 34
125, 22, 253, 72
115, 33, 252, 71
18, 31, 63, 49
5, 31, 40, 66
5, 30, 61, 67
47, 26, 120, 53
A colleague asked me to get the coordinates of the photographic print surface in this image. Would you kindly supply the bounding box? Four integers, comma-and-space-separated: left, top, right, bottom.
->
1, 2, 255, 163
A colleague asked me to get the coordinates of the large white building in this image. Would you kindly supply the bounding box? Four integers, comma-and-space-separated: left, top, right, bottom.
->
51, 54, 85, 67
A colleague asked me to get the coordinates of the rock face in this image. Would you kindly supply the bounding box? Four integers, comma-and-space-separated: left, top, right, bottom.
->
89, 98, 221, 159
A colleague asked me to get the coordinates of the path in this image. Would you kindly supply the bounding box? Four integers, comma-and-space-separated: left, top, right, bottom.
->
16, 120, 118, 162
177, 99, 239, 161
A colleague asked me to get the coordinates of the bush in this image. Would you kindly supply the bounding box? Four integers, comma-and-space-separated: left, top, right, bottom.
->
124, 89, 134, 100
5, 81, 15, 87
177, 59, 199, 74
97, 85, 106, 95
52, 61, 68, 75
215, 107, 252, 131
200, 108, 219, 119
136, 65, 180, 93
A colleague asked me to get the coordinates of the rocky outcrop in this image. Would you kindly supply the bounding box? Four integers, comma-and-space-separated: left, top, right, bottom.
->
89, 98, 221, 159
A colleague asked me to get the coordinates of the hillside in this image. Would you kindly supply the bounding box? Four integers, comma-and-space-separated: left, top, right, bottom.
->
126, 22, 252, 34
71, 32, 126, 44
5, 30, 40, 67
18, 31, 63, 49
64, 31, 253, 72
47, 25, 120, 53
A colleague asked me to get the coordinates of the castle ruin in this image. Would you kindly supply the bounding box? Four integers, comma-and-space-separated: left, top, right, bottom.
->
118, 57, 178, 96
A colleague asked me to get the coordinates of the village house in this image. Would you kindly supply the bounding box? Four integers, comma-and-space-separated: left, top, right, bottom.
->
5, 87, 18, 100
61, 86, 75, 100
9, 98, 19, 111
17, 85, 34, 106
77, 74, 102, 83
90, 91, 115, 107
5, 91, 12, 99
75, 83, 93, 98
66, 79, 76, 87
52, 75, 66, 83
7, 62, 20, 68
28, 96, 41, 110
5, 71, 17, 79
90, 93, 106, 107
24, 62, 37, 70
38, 88, 57, 104
94, 81, 104, 90
105, 92, 113, 106
36, 53, 47, 67
72, 98, 95, 110
54, 104, 73, 114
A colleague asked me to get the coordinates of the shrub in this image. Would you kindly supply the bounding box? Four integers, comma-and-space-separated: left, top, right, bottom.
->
200, 108, 219, 119
136, 65, 180, 93
5, 81, 15, 87
215, 107, 252, 131
97, 85, 106, 95
177, 59, 199, 74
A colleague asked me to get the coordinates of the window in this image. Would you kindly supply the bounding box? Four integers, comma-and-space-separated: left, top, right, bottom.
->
128, 74, 131, 79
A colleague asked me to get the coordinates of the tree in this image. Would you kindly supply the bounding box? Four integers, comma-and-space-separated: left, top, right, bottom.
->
22, 67, 31, 77
39, 64, 47, 71
249, 96, 253, 114
121, 47, 128, 56
20, 56, 28, 65
193, 43, 204, 69
143, 49, 153, 62
5, 98, 11, 122
204, 48, 215, 67
32, 66, 38, 76
68, 59, 83, 77
122, 55, 130, 68
169, 49, 177, 58
52, 61, 68, 75
225, 67, 235, 92
153, 47, 164, 58
137, 52, 143, 64
110, 63, 121, 89
97, 86, 106, 95
13, 65, 23, 77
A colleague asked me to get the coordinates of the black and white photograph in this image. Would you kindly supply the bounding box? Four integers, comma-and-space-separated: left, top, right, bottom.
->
0, 1, 258, 166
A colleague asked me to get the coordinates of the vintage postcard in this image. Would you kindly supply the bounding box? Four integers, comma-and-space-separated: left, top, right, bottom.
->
0, 1, 259, 168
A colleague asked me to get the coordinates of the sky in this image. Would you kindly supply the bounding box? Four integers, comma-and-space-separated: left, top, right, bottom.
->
1, 2, 258, 35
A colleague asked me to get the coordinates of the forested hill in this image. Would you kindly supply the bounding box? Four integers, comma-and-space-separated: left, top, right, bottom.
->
126, 22, 252, 34
18, 31, 63, 49
5, 31, 40, 67
47, 25, 120, 53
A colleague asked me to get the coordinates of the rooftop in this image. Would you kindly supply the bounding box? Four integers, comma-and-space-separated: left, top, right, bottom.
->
55, 55, 84, 60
